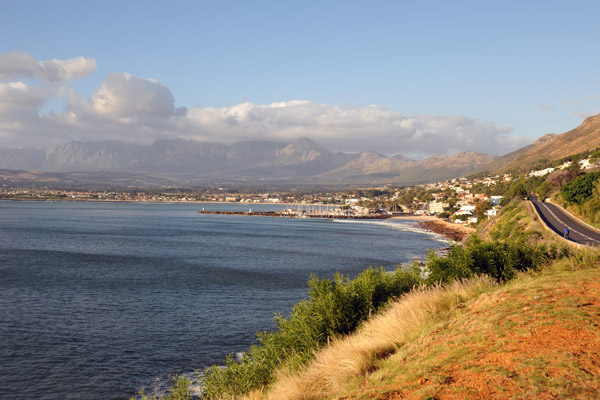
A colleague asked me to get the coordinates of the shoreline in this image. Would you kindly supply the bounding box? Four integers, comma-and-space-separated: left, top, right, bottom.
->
415, 219, 475, 242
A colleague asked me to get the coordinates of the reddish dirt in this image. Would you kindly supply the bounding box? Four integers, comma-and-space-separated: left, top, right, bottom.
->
339, 274, 600, 400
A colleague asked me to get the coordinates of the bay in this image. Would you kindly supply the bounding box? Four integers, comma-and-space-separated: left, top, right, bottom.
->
0, 201, 446, 400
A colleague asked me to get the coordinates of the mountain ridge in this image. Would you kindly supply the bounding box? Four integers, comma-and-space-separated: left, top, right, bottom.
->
0, 137, 497, 186
480, 114, 600, 174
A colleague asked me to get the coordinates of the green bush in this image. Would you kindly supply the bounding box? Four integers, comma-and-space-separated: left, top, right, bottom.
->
202, 232, 566, 398
425, 236, 552, 284
201, 266, 422, 398
561, 172, 600, 205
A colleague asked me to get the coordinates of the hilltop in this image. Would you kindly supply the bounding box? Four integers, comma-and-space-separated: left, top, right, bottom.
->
481, 114, 600, 174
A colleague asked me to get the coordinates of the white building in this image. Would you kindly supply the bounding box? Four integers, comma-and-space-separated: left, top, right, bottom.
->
485, 209, 498, 219
428, 202, 449, 214
558, 161, 573, 170
579, 158, 598, 170
529, 167, 555, 177
454, 210, 473, 217
467, 216, 479, 225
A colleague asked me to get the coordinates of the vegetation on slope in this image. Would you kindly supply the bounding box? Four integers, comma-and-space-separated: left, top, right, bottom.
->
201, 267, 423, 398
560, 171, 600, 226
131, 197, 597, 400
197, 212, 570, 398
262, 251, 600, 400
483, 113, 600, 175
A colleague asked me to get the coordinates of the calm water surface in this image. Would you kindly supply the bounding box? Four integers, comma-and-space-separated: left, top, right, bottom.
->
0, 201, 446, 399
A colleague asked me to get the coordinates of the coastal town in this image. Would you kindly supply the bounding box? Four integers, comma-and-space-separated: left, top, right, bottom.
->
3, 153, 599, 230
0, 172, 510, 226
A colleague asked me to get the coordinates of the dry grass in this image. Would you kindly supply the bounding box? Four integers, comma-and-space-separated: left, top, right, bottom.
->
238, 251, 600, 400
244, 277, 496, 400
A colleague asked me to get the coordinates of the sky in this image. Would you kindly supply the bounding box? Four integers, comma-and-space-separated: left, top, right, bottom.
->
1, 0, 599, 158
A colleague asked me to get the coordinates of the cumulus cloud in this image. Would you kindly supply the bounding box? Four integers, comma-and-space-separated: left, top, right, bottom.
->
0, 52, 96, 82
183, 101, 525, 156
0, 57, 527, 156
89, 72, 185, 117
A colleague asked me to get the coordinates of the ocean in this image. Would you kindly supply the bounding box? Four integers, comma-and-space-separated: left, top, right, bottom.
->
0, 201, 447, 399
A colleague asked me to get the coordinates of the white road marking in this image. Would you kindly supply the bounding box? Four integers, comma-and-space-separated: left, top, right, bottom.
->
539, 202, 597, 243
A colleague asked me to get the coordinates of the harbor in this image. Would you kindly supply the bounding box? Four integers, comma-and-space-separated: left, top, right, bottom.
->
198, 206, 393, 219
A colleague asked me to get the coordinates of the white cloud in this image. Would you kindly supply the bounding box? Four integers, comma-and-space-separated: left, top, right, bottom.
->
0, 58, 527, 156
183, 101, 525, 156
88, 72, 184, 117
0, 52, 96, 82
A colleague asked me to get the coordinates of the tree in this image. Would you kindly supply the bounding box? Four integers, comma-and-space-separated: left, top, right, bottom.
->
507, 179, 529, 200
561, 172, 600, 205
474, 200, 492, 217
537, 181, 552, 200
547, 169, 574, 190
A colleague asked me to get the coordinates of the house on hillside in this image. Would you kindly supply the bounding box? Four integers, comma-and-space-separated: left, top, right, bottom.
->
529, 167, 554, 177
579, 158, 599, 170
467, 216, 478, 225
458, 205, 476, 213
490, 196, 503, 206
428, 202, 449, 215
558, 161, 573, 170
485, 208, 499, 219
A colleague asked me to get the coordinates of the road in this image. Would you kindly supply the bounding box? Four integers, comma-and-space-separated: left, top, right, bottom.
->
530, 195, 600, 247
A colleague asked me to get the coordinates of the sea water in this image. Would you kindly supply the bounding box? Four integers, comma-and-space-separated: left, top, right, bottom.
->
0, 201, 447, 400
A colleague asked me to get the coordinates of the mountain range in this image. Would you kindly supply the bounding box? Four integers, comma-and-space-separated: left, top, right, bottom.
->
0, 138, 497, 187
2, 113, 599, 188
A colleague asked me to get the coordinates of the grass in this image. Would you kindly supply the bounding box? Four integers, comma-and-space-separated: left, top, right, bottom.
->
129, 199, 598, 399
241, 277, 496, 400
241, 250, 600, 400
130, 375, 193, 400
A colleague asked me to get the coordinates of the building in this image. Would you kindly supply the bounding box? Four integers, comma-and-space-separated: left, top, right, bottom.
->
428, 202, 449, 215
529, 167, 555, 177
467, 216, 479, 225
485, 208, 498, 219
490, 196, 503, 206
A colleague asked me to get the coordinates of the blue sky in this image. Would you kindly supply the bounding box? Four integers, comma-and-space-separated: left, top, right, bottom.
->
0, 0, 598, 156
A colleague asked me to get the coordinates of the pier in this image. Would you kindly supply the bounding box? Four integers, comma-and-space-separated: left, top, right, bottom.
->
198, 208, 392, 219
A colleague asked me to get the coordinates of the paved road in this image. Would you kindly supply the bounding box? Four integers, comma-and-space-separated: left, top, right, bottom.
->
530, 195, 600, 247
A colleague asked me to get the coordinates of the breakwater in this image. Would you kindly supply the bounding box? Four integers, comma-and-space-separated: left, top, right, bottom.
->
198, 209, 392, 219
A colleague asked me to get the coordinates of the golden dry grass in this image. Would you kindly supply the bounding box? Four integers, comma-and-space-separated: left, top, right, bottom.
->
244, 277, 496, 400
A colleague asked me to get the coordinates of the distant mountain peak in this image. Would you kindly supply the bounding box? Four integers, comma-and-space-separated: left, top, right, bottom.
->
0, 136, 499, 186
393, 154, 413, 161
275, 137, 332, 163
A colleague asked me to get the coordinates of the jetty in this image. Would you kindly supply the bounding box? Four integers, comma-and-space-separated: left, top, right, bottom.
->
198, 208, 392, 219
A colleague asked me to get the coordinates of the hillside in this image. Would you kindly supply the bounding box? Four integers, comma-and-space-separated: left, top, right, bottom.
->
232, 209, 600, 400
173, 199, 598, 400
482, 114, 600, 174
264, 265, 600, 400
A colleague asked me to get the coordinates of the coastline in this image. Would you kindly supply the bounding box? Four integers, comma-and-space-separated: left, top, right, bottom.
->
415, 219, 475, 242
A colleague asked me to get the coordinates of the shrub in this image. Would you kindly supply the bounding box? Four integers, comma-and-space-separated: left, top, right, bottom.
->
425, 236, 550, 285
131, 375, 192, 400
202, 232, 564, 398
561, 172, 600, 205
201, 266, 422, 398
